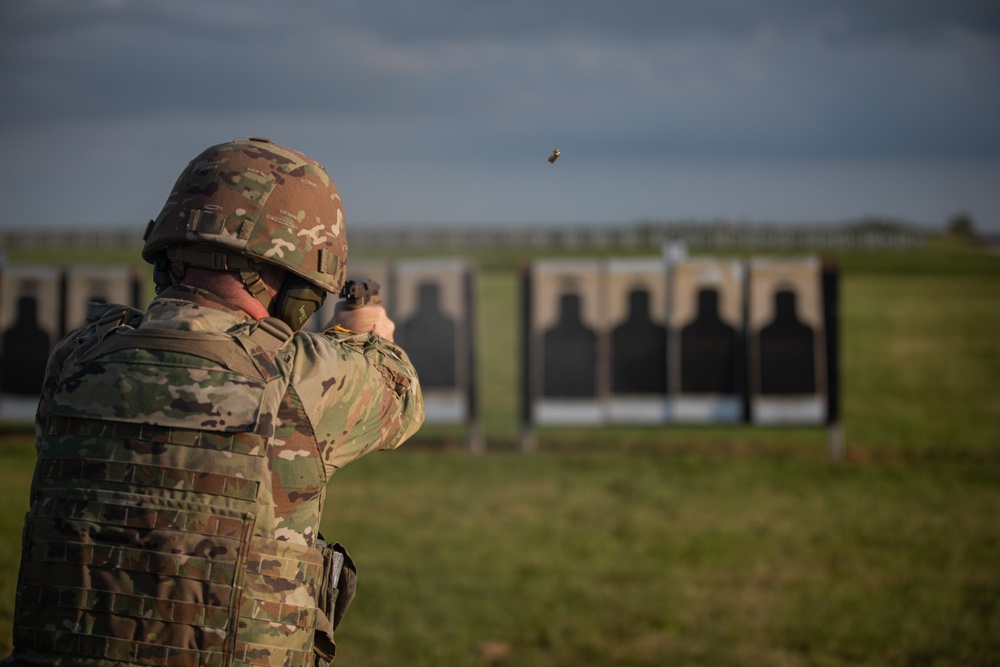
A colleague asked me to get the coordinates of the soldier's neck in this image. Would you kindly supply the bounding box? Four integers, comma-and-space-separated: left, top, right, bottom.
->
180, 268, 280, 320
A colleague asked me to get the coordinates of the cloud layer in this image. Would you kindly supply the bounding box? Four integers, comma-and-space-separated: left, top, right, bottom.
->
1, 0, 999, 228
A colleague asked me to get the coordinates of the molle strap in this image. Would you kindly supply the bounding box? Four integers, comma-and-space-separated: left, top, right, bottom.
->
240, 269, 273, 311
45, 417, 266, 458
13, 628, 230, 667
232, 642, 314, 667
39, 457, 261, 501
19, 581, 233, 628
318, 248, 335, 275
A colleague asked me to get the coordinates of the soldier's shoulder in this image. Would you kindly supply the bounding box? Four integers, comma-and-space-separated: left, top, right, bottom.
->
83, 301, 143, 327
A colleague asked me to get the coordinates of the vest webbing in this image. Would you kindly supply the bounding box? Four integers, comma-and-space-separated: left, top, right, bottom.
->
12, 318, 326, 667
79, 316, 294, 382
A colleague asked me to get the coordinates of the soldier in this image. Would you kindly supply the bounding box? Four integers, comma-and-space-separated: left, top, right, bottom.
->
3, 138, 424, 666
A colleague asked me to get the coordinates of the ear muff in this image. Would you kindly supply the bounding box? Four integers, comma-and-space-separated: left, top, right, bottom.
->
272, 276, 327, 331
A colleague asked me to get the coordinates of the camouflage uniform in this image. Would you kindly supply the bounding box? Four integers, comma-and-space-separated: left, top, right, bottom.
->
5, 139, 424, 666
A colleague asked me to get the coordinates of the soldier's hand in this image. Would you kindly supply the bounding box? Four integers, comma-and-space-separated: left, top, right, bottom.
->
332, 301, 396, 341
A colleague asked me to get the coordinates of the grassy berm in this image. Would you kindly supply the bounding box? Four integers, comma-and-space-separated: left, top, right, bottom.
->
1, 237, 998, 666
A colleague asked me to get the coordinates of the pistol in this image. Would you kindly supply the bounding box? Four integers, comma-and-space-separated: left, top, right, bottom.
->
338, 279, 382, 310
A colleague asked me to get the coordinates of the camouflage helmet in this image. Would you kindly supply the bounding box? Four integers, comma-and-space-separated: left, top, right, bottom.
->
142, 138, 348, 294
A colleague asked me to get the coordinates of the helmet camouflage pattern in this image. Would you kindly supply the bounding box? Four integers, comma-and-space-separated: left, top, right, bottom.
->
142, 138, 348, 293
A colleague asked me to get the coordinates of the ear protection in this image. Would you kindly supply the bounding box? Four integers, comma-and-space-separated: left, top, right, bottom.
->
271, 274, 327, 332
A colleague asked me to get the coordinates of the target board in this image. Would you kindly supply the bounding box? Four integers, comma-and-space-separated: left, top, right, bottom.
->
523, 256, 837, 427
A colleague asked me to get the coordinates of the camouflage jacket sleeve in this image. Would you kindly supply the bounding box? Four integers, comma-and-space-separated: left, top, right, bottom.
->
290, 327, 424, 476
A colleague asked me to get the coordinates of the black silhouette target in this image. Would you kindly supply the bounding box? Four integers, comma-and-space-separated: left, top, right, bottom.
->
602, 260, 671, 423
759, 290, 816, 394
401, 282, 458, 390
529, 260, 604, 424
605, 260, 668, 399
748, 258, 827, 424
392, 260, 474, 425
1, 294, 50, 396
668, 259, 745, 423
542, 293, 598, 397
0, 267, 61, 412
611, 289, 667, 394
679, 289, 739, 394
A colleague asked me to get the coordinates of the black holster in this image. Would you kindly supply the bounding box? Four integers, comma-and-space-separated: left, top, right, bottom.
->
313, 540, 358, 665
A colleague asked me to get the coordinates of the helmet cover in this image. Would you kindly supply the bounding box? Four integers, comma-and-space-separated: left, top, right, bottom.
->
143, 138, 347, 293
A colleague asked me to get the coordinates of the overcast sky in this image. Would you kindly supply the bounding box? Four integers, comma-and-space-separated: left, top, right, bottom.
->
2, 0, 999, 232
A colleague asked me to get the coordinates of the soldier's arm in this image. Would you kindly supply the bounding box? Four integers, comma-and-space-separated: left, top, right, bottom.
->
292, 327, 424, 475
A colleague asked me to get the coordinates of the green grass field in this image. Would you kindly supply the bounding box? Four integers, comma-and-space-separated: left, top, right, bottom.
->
1, 237, 999, 666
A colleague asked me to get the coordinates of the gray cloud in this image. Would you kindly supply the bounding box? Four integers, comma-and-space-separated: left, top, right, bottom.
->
0, 0, 998, 227
3, 0, 998, 158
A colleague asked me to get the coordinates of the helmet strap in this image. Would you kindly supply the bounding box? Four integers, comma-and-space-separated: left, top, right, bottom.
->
239, 269, 273, 312
170, 260, 186, 285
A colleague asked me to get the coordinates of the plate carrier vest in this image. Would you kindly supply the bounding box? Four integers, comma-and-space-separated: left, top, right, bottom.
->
12, 303, 345, 667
